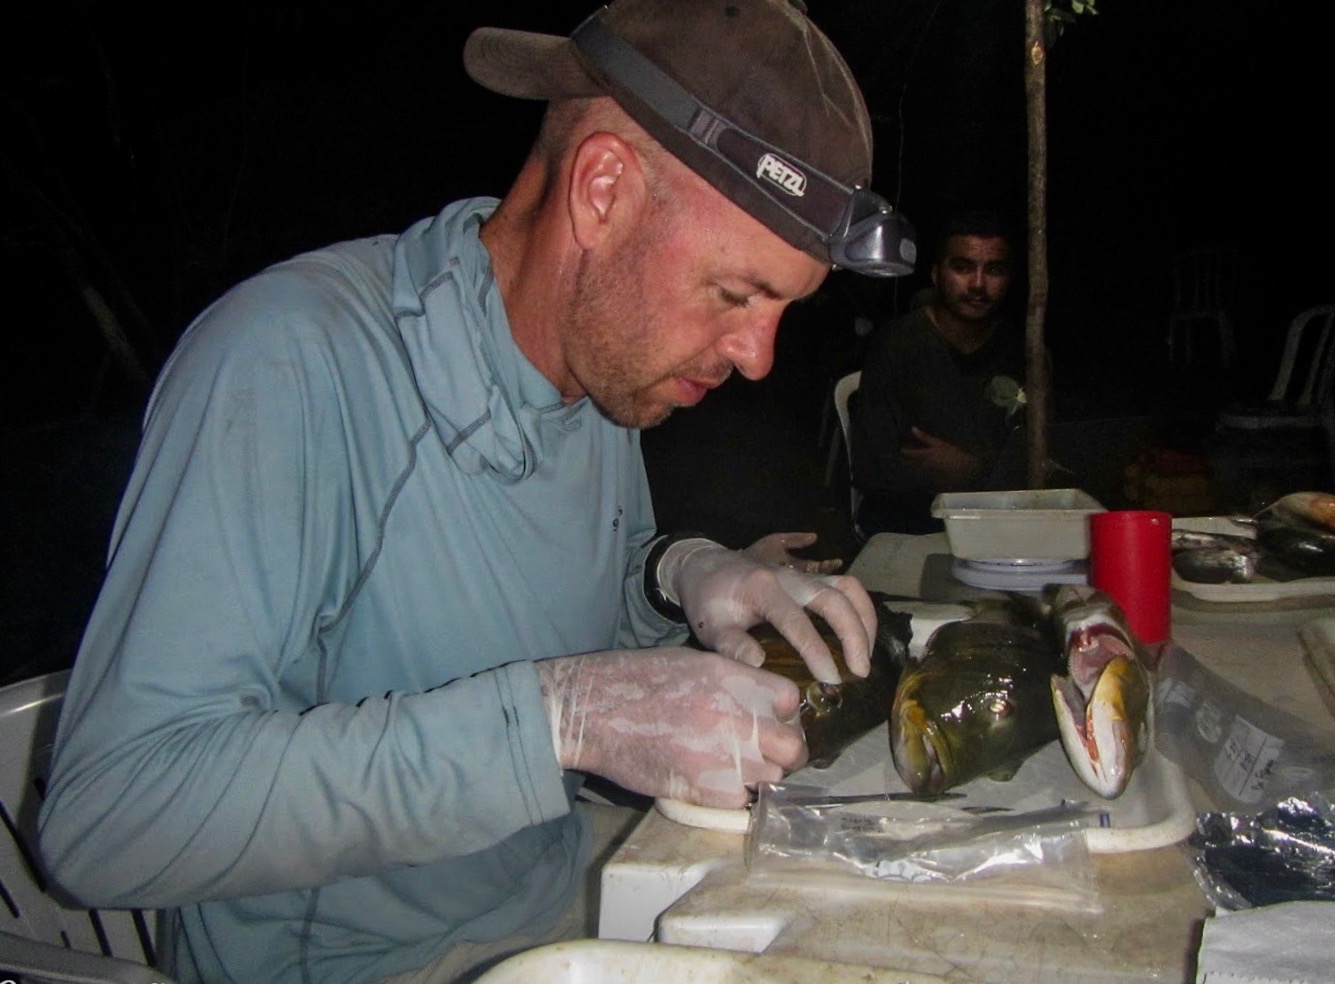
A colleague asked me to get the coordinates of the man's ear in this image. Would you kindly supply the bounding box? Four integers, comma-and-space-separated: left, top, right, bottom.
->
568, 132, 647, 251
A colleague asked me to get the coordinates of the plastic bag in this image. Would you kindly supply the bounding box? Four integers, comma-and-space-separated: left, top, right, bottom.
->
1153, 644, 1335, 811
1186, 791, 1335, 910
745, 782, 1104, 913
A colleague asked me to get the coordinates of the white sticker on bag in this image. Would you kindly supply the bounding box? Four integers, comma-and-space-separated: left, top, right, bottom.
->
1211, 716, 1284, 803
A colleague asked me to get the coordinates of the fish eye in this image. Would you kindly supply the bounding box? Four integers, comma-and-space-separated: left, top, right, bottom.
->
803, 681, 842, 716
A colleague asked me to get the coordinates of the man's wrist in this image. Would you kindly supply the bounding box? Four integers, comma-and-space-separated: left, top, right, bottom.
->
643, 531, 713, 622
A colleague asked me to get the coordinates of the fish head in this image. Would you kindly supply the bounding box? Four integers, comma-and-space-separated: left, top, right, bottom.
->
890, 690, 950, 794
1053, 653, 1151, 798
751, 606, 907, 771
1049, 584, 1146, 681
1265, 491, 1335, 532
890, 648, 1051, 794
1048, 584, 1153, 798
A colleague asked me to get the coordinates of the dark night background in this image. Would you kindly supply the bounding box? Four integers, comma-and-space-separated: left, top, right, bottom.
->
2, 0, 1330, 685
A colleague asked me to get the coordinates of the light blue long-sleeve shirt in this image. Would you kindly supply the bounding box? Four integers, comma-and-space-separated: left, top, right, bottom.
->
38, 198, 685, 983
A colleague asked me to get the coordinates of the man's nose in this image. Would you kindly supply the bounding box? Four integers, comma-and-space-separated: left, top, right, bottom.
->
716, 312, 780, 380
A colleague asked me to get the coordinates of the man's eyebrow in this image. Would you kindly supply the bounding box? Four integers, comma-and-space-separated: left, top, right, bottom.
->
738, 275, 788, 300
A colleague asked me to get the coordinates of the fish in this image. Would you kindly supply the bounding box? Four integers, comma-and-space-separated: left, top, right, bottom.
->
1255, 524, 1335, 578
889, 595, 1063, 795
1170, 498, 1335, 583
752, 591, 911, 769
1262, 490, 1335, 532
1047, 584, 1153, 799
1253, 492, 1335, 578
1171, 528, 1261, 583
1172, 543, 1258, 584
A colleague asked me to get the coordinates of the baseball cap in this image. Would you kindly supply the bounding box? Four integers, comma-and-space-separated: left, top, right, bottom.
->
463, 0, 916, 276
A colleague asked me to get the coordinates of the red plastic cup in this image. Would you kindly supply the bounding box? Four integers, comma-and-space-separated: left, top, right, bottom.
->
1089, 510, 1172, 644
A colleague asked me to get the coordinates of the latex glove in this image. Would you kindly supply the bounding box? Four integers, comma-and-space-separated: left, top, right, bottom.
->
536, 647, 805, 809
659, 539, 875, 684
743, 532, 844, 574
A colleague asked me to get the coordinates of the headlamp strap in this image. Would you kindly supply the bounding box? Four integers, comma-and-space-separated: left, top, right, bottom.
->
571, 9, 859, 245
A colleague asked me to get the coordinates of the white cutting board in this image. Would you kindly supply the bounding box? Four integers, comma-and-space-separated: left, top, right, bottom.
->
658, 722, 1195, 854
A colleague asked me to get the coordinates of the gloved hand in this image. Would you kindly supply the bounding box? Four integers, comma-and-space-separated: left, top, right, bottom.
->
658, 539, 876, 684
743, 532, 844, 574
536, 647, 805, 809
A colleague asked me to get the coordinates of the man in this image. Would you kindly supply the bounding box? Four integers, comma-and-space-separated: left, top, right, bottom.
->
37, 1, 915, 982
851, 209, 1027, 535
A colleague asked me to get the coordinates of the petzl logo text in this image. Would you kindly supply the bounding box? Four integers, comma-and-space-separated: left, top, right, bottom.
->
756, 154, 806, 196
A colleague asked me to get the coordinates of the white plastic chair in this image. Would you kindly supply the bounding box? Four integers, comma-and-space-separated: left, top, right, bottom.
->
830, 371, 864, 540
1218, 305, 1335, 430
0, 670, 171, 983
818, 315, 875, 483
1166, 247, 1237, 367
1262, 304, 1335, 410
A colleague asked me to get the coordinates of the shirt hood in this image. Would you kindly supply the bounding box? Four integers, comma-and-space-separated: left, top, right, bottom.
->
390, 197, 573, 482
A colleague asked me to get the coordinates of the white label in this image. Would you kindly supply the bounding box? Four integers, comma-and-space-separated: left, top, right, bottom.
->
756, 153, 806, 196
1211, 715, 1284, 803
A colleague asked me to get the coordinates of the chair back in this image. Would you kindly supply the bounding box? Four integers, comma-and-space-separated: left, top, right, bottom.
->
1266, 304, 1335, 408
1218, 304, 1335, 432
0, 671, 164, 980
832, 371, 863, 533
1167, 247, 1237, 366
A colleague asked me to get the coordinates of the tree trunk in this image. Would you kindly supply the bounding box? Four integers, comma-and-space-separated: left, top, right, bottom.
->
1023, 0, 1050, 488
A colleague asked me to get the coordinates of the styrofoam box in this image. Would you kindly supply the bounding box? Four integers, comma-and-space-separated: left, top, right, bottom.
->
930, 488, 1105, 561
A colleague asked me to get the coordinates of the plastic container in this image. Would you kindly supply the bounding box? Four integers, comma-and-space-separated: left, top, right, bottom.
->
931, 488, 1106, 561
1090, 509, 1172, 643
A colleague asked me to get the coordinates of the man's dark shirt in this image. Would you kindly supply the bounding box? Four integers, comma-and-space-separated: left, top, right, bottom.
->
850, 306, 1028, 534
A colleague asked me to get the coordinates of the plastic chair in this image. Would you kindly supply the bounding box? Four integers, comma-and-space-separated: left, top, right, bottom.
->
1167, 247, 1237, 367
0, 670, 171, 983
1218, 305, 1335, 431
1211, 305, 1335, 508
830, 371, 864, 540
818, 315, 875, 481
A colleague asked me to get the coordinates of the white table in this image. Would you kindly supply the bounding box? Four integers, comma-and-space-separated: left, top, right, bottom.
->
598, 532, 1335, 983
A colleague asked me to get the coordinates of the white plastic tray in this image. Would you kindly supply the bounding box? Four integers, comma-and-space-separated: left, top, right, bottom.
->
473, 939, 951, 984
658, 721, 1194, 854
1172, 516, 1335, 605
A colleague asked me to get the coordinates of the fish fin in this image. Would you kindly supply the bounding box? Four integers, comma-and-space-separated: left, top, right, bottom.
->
871, 603, 914, 667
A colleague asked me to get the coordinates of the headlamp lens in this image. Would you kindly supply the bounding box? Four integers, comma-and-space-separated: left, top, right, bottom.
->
830, 189, 917, 277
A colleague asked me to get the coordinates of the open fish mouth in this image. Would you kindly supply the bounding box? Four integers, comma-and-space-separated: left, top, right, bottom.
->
890, 698, 950, 794
1049, 585, 1153, 799
1052, 654, 1151, 798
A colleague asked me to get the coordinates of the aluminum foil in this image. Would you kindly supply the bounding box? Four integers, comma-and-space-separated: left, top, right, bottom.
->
1187, 792, 1335, 910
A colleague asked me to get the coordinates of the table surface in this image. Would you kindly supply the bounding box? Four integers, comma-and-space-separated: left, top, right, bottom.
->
597, 532, 1335, 983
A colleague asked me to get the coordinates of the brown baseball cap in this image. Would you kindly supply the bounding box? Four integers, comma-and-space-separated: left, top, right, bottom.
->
463, 0, 915, 276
